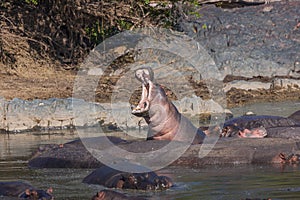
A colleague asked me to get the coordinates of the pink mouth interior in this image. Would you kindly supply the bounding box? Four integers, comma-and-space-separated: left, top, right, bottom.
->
132, 83, 150, 114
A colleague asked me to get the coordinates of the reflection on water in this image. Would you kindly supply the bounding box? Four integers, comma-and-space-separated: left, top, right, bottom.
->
160, 165, 300, 200
1, 101, 300, 199
0, 130, 78, 160
230, 100, 300, 117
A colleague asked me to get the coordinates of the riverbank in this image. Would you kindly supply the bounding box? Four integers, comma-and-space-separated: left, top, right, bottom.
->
1, 1, 300, 132
1, 1, 299, 107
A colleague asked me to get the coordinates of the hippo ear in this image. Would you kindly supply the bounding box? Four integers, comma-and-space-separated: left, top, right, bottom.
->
47, 187, 53, 194
92, 191, 106, 200
25, 189, 31, 195
97, 191, 105, 198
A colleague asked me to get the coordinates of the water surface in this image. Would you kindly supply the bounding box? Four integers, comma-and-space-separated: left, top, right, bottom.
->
1, 101, 300, 199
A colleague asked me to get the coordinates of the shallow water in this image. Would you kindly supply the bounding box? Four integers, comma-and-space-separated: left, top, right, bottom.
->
1, 101, 300, 200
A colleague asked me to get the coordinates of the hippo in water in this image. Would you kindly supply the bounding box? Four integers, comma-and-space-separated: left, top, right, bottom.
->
219, 109, 300, 138
83, 165, 172, 190
131, 67, 205, 144
91, 190, 146, 200
0, 181, 53, 200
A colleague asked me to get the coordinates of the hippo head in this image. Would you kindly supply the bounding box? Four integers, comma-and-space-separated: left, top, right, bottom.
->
221, 124, 267, 138
131, 67, 155, 118
83, 165, 173, 192
121, 172, 173, 190
19, 188, 53, 200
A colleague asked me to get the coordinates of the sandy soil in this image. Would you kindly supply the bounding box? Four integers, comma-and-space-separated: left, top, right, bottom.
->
0, 67, 75, 101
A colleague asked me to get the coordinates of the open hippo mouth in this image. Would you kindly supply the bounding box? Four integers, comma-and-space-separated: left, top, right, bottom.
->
131, 67, 154, 117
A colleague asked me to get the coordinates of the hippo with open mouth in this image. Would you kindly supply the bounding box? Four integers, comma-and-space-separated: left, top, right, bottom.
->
83, 165, 172, 191
131, 67, 205, 144
0, 181, 53, 200
131, 67, 300, 139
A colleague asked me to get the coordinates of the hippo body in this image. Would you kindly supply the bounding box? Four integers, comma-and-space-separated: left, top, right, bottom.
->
0, 181, 53, 199
224, 115, 297, 128
266, 126, 300, 139
28, 136, 126, 169
91, 190, 146, 200
83, 165, 172, 190
221, 113, 300, 138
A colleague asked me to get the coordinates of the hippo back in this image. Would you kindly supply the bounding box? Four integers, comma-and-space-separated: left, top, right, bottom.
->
0, 181, 33, 196
83, 165, 172, 190
224, 115, 298, 129
288, 110, 300, 124
83, 166, 124, 188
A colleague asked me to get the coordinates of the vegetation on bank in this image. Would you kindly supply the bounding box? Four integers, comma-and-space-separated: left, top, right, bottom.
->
0, 0, 201, 71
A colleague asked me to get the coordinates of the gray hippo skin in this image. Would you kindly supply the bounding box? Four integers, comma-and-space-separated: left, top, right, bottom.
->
28, 136, 126, 169
91, 190, 146, 200
288, 110, 300, 123
265, 110, 300, 139
132, 67, 205, 144
83, 165, 172, 190
220, 110, 300, 138
0, 181, 53, 200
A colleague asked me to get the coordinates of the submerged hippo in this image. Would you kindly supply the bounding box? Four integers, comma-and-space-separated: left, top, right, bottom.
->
0, 181, 53, 200
132, 67, 205, 144
277, 152, 300, 164
220, 110, 300, 138
91, 190, 146, 200
83, 165, 172, 190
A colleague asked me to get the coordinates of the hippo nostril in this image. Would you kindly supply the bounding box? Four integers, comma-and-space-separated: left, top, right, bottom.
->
144, 100, 149, 110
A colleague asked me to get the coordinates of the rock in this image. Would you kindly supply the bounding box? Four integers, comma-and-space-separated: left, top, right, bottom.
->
0, 96, 232, 133
178, 2, 300, 81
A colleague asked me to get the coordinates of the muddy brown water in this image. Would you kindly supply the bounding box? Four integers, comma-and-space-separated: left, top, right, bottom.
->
1, 101, 300, 200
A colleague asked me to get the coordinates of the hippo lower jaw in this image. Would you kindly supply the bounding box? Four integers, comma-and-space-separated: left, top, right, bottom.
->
238, 127, 268, 138
132, 83, 150, 117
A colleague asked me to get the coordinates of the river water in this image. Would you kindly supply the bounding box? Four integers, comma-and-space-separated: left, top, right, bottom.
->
1, 101, 300, 200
